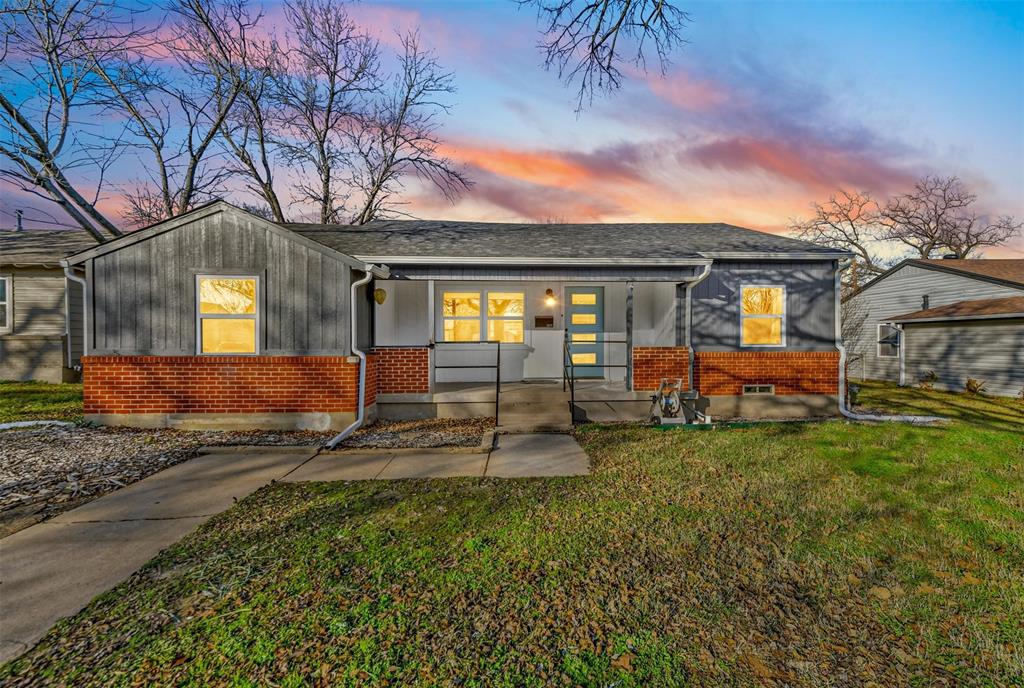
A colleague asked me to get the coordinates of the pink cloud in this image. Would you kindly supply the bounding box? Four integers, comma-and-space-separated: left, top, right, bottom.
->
647, 70, 728, 112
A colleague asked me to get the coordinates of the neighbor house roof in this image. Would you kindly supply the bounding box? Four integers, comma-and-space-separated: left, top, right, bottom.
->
848, 258, 1024, 300
0, 229, 99, 266
285, 220, 849, 263
886, 295, 1024, 323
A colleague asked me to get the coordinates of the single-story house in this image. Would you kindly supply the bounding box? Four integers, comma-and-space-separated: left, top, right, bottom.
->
61, 201, 853, 430
844, 257, 1024, 397
0, 229, 97, 383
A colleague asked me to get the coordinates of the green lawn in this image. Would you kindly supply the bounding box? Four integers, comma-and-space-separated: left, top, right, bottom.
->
0, 380, 83, 423
2, 383, 1022, 686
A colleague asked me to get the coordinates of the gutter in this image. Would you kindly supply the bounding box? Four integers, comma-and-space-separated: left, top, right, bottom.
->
63, 265, 87, 358
325, 263, 389, 450
834, 259, 942, 424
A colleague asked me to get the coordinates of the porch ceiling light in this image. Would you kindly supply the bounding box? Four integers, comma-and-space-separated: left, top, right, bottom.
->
544, 288, 557, 307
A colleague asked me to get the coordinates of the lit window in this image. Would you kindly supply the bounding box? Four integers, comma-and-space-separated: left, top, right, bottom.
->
441, 290, 524, 343
487, 292, 524, 343
877, 323, 900, 358
571, 353, 597, 364
572, 313, 597, 325
740, 286, 785, 346
0, 275, 11, 333
571, 292, 596, 305
571, 333, 596, 342
197, 276, 258, 354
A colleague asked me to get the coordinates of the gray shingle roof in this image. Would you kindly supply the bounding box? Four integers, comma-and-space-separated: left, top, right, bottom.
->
0, 229, 99, 265
284, 220, 844, 261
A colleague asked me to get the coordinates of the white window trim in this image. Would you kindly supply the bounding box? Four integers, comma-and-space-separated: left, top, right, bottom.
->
739, 284, 786, 348
0, 274, 11, 334
195, 274, 260, 355
876, 322, 900, 359
437, 286, 527, 346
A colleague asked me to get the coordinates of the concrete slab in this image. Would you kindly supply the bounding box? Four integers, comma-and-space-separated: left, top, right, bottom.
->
485, 434, 590, 478
377, 452, 488, 479
0, 517, 206, 662
49, 450, 316, 523
280, 453, 394, 482
0, 447, 317, 664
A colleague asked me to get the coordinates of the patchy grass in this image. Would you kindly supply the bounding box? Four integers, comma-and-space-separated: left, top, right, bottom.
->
855, 378, 1024, 433
0, 380, 83, 424
2, 385, 1022, 686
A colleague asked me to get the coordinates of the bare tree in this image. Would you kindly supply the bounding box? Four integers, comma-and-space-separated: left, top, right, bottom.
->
273, 0, 379, 224
86, 0, 253, 226
878, 176, 974, 258
938, 213, 1021, 259
520, 0, 691, 111
790, 189, 888, 289
348, 32, 470, 225
0, 0, 130, 240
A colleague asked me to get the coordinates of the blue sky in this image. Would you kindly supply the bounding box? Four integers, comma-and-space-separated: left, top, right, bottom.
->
3, 0, 1023, 255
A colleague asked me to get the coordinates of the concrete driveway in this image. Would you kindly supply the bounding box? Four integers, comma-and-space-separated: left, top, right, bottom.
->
0, 433, 588, 664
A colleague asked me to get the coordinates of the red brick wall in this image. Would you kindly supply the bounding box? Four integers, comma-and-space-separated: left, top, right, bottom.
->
372, 347, 431, 394
632, 346, 690, 391
693, 351, 839, 396
82, 355, 364, 415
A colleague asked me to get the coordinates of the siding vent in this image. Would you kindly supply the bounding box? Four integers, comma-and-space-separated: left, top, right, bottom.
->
742, 384, 775, 395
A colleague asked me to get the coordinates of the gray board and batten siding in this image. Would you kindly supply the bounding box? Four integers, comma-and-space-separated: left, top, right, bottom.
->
78, 207, 357, 356
691, 260, 839, 351
846, 263, 1024, 382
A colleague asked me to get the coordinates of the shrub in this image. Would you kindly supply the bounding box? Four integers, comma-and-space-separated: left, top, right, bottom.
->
918, 370, 937, 390
965, 378, 987, 395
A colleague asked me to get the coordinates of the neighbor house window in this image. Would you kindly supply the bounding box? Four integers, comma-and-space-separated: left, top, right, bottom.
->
877, 323, 900, 359
740, 285, 785, 346
441, 289, 525, 343
196, 276, 258, 354
0, 275, 11, 333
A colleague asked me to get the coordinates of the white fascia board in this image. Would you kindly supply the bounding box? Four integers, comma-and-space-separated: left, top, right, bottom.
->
351, 255, 714, 266
890, 312, 1024, 324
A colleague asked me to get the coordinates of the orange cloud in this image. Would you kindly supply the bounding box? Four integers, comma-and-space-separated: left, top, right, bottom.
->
647, 71, 728, 111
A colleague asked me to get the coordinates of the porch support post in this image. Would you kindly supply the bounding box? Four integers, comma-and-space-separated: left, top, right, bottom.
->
625, 281, 634, 390
427, 279, 436, 393
675, 283, 686, 346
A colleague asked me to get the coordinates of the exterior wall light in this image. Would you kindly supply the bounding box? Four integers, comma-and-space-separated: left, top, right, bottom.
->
373, 288, 387, 305
544, 288, 557, 307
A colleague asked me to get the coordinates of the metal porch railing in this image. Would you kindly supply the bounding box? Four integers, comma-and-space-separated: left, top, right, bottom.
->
432, 340, 501, 427
562, 331, 629, 424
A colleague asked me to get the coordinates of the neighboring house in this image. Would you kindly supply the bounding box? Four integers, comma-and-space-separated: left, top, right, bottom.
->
844, 258, 1024, 397
0, 229, 97, 383
62, 201, 852, 430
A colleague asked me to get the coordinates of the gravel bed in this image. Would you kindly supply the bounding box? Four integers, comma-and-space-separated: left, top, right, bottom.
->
340, 417, 494, 449
0, 425, 331, 534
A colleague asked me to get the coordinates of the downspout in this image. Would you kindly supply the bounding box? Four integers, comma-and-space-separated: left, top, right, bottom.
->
685, 263, 712, 394
63, 265, 87, 358
834, 259, 942, 424
325, 264, 388, 450
897, 323, 906, 387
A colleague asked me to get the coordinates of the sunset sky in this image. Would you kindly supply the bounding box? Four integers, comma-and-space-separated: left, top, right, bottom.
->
3, 0, 1023, 256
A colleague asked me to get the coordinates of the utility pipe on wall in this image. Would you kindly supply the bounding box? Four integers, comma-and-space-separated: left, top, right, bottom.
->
325, 264, 388, 450
63, 266, 88, 358
684, 263, 712, 393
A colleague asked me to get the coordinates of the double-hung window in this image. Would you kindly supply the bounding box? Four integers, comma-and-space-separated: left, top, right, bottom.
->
442, 289, 525, 343
877, 323, 900, 358
0, 275, 11, 333
196, 276, 259, 354
740, 285, 785, 346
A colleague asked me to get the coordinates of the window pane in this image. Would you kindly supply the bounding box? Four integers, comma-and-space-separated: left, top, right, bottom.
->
0, 278, 7, 300
571, 353, 596, 364
443, 318, 481, 342
199, 278, 256, 314
488, 318, 524, 343
741, 287, 784, 315
742, 317, 782, 345
0, 306, 6, 329
571, 333, 596, 342
487, 292, 524, 317
201, 319, 256, 353
571, 313, 596, 325
442, 292, 480, 317
571, 292, 596, 305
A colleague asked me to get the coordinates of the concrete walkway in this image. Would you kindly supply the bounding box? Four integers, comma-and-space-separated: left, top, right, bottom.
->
0, 434, 588, 663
